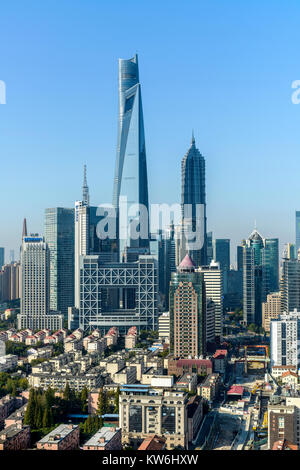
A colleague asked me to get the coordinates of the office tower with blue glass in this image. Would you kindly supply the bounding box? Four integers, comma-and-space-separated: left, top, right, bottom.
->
213, 238, 230, 293
179, 135, 207, 267
77, 56, 158, 333
207, 231, 213, 265
0, 248, 4, 269
113, 54, 150, 263
45, 207, 75, 317
213, 239, 230, 270
280, 252, 300, 314
296, 211, 300, 254
242, 229, 279, 325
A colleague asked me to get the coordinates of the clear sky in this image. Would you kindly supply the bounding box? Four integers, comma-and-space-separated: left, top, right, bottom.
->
1, 0, 300, 264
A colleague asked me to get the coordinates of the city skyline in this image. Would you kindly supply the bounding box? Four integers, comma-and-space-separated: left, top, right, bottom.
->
1, 1, 300, 262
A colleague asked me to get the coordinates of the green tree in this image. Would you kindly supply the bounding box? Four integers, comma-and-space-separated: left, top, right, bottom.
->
97, 388, 107, 416
63, 382, 71, 401
24, 389, 36, 427
113, 387, 120, 413
80, 386, 89, 414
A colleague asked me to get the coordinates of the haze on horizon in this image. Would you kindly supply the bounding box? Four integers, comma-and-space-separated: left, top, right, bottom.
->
1, 0, 300, 263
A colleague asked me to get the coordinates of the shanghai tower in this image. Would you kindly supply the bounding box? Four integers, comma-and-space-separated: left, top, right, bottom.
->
113, 54, 150, 262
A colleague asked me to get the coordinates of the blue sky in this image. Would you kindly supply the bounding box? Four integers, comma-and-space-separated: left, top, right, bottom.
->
1, 0, 300, 264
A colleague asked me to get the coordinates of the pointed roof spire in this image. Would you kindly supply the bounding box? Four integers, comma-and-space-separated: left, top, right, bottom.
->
82, 164, 90, 206
178, 253, 196, 272
22, 218, 27, 238
191, 130, 195, 146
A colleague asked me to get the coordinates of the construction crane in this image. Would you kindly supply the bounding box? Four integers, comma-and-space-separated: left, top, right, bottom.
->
251, 382, 263, 395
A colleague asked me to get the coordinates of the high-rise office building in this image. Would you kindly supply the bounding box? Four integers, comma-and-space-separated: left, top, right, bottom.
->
45, 208, 75, 316
9, 250, 14, 264
74, 202, 118, 309
169, 254, 206, 358
284, 243, 296, 260
213, 239, 230, 271
242, 229, 279, 325
213, 238, 230, 294
179, 135, 207, 267
197, 260, 223, 339
270, 310, 300, 368
17, 235, 63, 330
0, 262, 20, 301
237, 244, 244, 271
296, 211, 300, 254
262, 238, 279, 294
79, 255, 158, 334
82, 164, 90, 207
280, 254, 300, 314
207, 231, 213, 264
0, 248, 4, 269
112, 54, 149, 262
150, 224, 176, 310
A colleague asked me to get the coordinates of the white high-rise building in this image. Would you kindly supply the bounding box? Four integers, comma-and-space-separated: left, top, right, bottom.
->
197, 260, 223, 338
158, 312, 170, 342
74, 201, 89, 309
20, 235, 49, 316
17, 234, 63, 330
270, 310, 300, 369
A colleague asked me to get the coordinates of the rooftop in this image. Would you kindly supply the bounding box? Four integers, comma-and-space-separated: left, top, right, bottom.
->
83, 427, 120, 447
37, 424, 78, 444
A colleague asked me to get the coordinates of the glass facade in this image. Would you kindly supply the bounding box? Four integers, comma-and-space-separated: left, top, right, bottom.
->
181, 136, 207, 266
0, 248, 4, 269
45, 208, 74, 317
112, 54, 149, 262
129, 405, 143, 432
296, 211, 300, 254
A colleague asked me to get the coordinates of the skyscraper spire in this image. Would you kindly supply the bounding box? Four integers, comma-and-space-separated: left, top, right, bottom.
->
191, 130, 195, 146
113, 54, 149, 262
82, 164, 90, 206
22, 218, 27, 238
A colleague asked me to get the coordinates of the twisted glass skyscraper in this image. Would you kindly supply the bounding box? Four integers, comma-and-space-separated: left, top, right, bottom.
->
113, 54, 149, 262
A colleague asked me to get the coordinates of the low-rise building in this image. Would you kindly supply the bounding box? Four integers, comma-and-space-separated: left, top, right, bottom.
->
0, 395, 23, 428
37, 424, 80, 450
113, 366, 137, 385
213, 349, 228, 374
119, 384, 189, 449
281, 371, 298, 389
198, 373, 221, 402
5, 404, 27, 428
83, 427, 122, 450
105, 327, 119, 347
0, 354, 18, 372
125, 326, 137, 350
138, 435, 166, 450
272, 365, 297, 379
168, 357, 213, 377
0, 424, 30, 450
187, 395, 203, 442
176, 373, 198, 393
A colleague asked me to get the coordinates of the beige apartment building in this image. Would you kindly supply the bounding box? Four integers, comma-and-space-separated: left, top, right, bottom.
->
262, 292, 281, 332
119, 384, 189, 449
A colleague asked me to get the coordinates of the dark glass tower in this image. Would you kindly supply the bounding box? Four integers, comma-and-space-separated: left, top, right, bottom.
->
296, 211, 300, 254
181, 135, 207, 267
113, 54, 149, 262
45, 208, 74, 317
